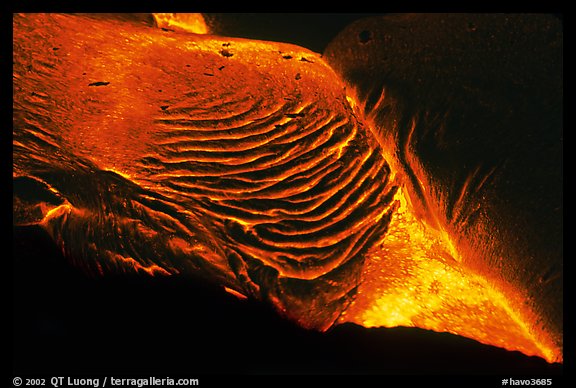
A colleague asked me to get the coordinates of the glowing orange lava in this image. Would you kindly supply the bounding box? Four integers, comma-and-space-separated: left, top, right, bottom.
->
339, 187, 560, 363
152, 13, 209, 34
13, 13, 562, 365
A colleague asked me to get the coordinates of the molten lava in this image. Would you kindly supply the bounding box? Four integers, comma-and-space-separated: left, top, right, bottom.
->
339, 186, 559, 363
13, 13, 562, 365
152, 13, 209, 35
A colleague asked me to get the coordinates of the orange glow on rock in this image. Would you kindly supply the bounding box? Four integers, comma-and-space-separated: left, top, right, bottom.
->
224, 286, 249, 300
13, 13, 562, 365
152, 13, 209, 34
339, 187, 560, 363
345, 86, 562, 363
113, 254, 172, 276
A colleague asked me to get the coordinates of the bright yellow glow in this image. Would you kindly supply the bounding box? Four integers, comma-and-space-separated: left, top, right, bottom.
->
152, 13, 209, 35
340, 187, 560, 363
14, 13, 561, 364
103, 168, 132, 180
40, 203, 72, 224
226, 216, 253, 227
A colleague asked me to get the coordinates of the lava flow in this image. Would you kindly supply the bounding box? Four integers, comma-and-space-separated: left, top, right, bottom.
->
13, 13, 562, 365
339, 185, 559, 363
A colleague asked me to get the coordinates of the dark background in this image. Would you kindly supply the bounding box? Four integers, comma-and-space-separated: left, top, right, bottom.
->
13, 226, 563, 378
11, 13, 567, 382
203, 13, 383, 53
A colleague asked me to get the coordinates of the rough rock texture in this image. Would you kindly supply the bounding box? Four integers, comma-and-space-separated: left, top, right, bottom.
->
13, 13, 396, 331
